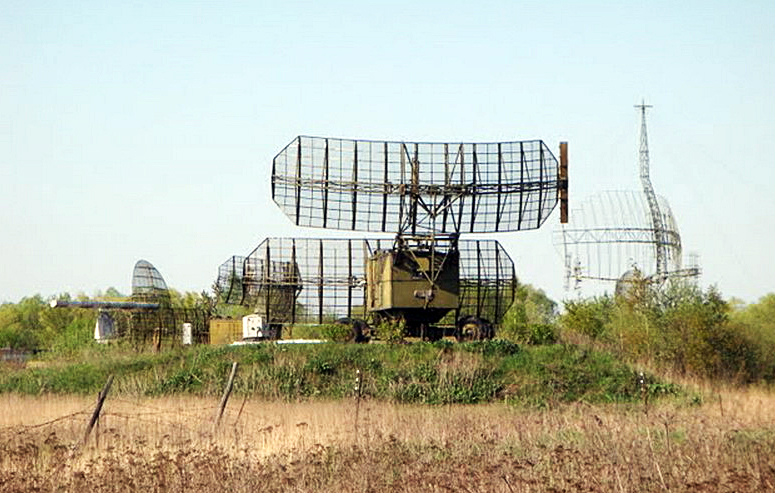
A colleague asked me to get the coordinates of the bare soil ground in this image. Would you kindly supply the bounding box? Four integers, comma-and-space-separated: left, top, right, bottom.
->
1, 387, 774, 492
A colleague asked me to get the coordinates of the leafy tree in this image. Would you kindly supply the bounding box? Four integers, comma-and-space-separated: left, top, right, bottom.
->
559, 282, 765, 382
729, 293, 775, 380
0, 296, 46, 350
500, 284, 559, 344
732, 293, 775, 340
559, 295, 614, 341
102, 287, 125, 299
168, 289, 213, 310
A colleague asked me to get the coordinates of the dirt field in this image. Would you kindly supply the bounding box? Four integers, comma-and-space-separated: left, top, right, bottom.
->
1, 387, 774, 492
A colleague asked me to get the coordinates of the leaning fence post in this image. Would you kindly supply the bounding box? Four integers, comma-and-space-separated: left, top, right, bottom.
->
83, 375, 114, 445
214, 362, 238, 430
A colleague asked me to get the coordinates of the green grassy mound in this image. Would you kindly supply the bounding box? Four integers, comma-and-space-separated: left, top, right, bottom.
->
0, 341, 681, 406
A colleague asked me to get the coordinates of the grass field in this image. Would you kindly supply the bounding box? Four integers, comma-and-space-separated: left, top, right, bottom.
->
1, 383, 774, 492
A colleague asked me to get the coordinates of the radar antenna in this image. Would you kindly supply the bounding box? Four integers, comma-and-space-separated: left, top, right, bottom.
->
220, 134, 568, 341
272, 137, 567, 235
553, 103, 700, 294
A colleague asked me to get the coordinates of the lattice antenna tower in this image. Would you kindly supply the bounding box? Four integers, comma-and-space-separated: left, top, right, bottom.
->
636, 101, 669, 280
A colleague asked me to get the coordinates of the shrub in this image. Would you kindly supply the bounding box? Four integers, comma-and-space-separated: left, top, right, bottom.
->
560, 296, 614, 340
50, 317, 95, 355
558, 282, 771, 382
374, 319, 406, 343
499, 284, 558, 345
319, 323, 352, 343
288, 324, 324, 340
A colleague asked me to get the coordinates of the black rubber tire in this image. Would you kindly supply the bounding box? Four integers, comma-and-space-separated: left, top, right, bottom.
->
455, 315, 494, 342
335, 317, 370, 343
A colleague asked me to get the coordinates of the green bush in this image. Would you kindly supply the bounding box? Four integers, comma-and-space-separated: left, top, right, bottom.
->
730, 294, 775, 381
499, 284, 558, 345
559, 282, 770, 382
0, 296, 101, 353
458, 339, 520, 357
525, 324, 557, 345
319, 323, 353, 343
287, 324, 324, 340
560, 296, 614, 340
50, 317, 95, 355
0, 297, 46, 350
0, 325, 39, 351
374, 319, 406, 343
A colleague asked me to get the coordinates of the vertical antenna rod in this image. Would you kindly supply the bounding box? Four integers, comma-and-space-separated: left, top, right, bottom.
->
635, 100, 668, 279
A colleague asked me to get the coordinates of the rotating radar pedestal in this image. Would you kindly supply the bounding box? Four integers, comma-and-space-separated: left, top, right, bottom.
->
219, 136, 568, 341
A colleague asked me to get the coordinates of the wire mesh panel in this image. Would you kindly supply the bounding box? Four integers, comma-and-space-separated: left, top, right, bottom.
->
216, 238, 516, 326
216, 256, 247, 305
553, 190, 686, 286
272, 136, 560, 234
108, 308, 210, 346
456, 239, 517, 325
131, 259, 170, 302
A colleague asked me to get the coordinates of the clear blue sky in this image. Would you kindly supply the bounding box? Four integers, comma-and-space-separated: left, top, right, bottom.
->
1, 0, 773, 304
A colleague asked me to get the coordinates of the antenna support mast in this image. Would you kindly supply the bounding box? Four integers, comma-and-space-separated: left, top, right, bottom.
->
636, 101, 668, 280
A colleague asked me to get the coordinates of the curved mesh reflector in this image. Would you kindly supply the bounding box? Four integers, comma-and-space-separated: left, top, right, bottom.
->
216, 238, 516, 325
131, 260, 169, 296
553, 190, 683, 282
272, 136, 560, 234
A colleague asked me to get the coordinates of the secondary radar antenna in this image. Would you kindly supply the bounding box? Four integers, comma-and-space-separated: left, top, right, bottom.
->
51, 260, 210, 345
553, 102, 700, 294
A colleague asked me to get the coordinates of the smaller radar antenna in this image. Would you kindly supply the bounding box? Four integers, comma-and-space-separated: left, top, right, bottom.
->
553, 102, 700, 294
51, 260, 210, 345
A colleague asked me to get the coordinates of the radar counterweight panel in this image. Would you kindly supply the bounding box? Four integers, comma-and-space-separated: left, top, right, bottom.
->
272, 136, 560, 234
216, 238, 516, 326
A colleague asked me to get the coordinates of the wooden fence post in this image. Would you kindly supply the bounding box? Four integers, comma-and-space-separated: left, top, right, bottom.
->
214, 362, 238, 430
83, 375, 114, 445
354, 369, 363, 435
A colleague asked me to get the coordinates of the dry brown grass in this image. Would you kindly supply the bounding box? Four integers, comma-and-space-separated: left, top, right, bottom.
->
1, 386, 775, 492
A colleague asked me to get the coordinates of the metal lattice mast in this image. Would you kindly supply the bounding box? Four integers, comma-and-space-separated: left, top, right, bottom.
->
635, 101, 668, 279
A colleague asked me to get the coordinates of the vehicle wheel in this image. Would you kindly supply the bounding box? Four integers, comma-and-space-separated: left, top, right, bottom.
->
455, 315, 494, 342
335, 317, 370, 343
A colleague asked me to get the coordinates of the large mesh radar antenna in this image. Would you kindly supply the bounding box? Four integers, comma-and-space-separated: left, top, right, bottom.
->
272, 136, 568, 235
554, 191, 690, 283
218, 134, 568, 338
